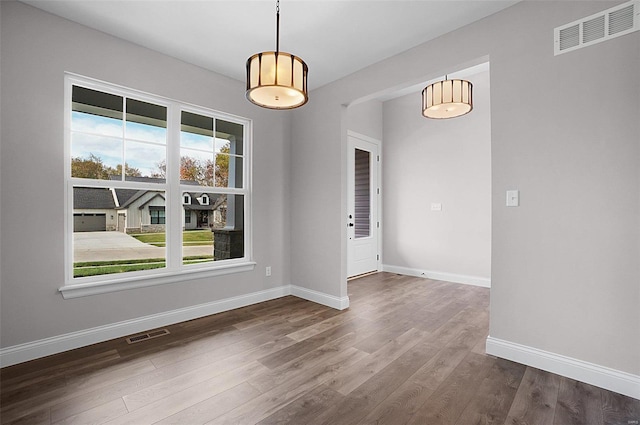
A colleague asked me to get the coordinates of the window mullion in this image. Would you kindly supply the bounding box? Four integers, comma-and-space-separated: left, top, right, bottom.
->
166, 104, 182, 270
64, 76, 73, 285
121, 96, 127, 181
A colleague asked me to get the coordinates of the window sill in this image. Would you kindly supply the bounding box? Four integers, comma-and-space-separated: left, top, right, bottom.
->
59, 262, 256, 299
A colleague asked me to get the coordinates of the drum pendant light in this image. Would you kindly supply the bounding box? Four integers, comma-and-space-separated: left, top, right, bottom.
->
246, 0, 308, 109
422, 77, 473, 119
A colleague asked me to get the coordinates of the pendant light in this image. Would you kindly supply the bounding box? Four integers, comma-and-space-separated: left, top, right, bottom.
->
246, 0, 308, 109
422, 77, 472, 119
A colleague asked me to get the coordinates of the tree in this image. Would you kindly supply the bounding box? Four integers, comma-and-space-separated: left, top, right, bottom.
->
180, 156, 204, 183
71, 154, 142, 179
114, 163, 142, 178
151, 159, 166, 179
153, 157, 206, 183
215, 144, 230, 187
154, 151, 230, 187
71, 154, 110, 179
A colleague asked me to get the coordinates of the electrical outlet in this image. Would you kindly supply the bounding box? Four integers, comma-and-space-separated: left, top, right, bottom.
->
266, 266, 272, 277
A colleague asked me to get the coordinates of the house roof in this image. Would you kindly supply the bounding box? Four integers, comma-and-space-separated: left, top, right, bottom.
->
137, 193, 166, 210
114, 188, 142, 208
183, 204, 220, 211
73, 187, 116, 209
75, 177, 225, 211
111, 175, 166, 184
183, 193, 225, 211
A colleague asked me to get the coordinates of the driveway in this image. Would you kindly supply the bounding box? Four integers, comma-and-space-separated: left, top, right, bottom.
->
74, 231, 213, 262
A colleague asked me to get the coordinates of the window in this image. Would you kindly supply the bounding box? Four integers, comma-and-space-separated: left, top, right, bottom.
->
150, 207, 165, 225
62, 74, 253, 298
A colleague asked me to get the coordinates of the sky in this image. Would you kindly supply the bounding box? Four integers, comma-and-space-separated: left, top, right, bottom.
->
71, 111, 233, 178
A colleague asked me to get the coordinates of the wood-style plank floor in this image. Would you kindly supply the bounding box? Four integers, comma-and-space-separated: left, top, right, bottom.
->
1, 272, 638, 424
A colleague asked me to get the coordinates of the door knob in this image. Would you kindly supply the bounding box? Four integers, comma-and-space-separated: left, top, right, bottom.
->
348, 223, 354, 227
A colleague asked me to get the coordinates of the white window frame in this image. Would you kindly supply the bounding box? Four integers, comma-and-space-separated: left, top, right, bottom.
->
183, 193, 191, 205
61, 74, 254, 299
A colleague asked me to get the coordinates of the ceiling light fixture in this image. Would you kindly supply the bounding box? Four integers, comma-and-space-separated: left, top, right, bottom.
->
246, 0, 308, 110
422, 77, 472, 119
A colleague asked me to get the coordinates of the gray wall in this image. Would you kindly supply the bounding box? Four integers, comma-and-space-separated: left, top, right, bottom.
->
2, 0, 639, 379
382, 69, 491, 280
291, 1, 639, 375
347, 100, 383, 141
0, 2, 291, 347
290, 89, 347, 299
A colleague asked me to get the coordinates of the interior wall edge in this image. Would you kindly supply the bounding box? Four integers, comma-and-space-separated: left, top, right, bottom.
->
290, 284, 350, 310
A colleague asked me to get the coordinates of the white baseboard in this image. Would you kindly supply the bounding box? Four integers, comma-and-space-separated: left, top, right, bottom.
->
0, 285, 290, 368
486, 336, 640, 400
291, 285, 350, 310
0, 284, 350, 368
383, 264, 491, 288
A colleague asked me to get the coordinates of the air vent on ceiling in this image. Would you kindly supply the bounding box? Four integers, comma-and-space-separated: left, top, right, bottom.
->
554, 0, 639, 55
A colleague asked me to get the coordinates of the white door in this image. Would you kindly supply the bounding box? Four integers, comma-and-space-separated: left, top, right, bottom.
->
347, 133, 380, 278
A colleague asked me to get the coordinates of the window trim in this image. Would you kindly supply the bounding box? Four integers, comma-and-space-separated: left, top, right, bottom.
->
59, 261, 257, 299
61, 73, 253, 298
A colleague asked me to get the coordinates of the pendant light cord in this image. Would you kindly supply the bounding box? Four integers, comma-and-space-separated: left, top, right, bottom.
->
275, 0, 280, 54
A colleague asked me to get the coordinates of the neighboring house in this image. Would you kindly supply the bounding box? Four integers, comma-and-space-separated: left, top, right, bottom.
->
182, 192, 226, 230
73, 178, 225, 233
114, 189, 166, 233
73, 187, 117, 231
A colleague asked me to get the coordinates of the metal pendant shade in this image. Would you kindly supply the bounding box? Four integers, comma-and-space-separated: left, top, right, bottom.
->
246, 1, 308, 109
422, 78, 473, 119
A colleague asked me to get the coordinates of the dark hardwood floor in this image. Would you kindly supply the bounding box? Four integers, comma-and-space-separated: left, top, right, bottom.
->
1, 272, 638, 424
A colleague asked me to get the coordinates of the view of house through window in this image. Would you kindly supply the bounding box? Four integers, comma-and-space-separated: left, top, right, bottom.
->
179, 111, 245, 265
67, 77, 249, 283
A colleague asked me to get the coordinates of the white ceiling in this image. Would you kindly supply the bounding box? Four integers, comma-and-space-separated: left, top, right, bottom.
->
22, 0, 518, 90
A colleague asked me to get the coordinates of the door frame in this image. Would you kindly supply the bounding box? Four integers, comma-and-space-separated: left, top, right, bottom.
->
347, 130, 382, 277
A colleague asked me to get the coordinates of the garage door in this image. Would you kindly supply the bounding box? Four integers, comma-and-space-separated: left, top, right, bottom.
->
74, 213, 106, 232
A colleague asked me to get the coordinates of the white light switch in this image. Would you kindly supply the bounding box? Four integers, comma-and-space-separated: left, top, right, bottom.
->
506, 190, 519, 207
430, 203, 442, 211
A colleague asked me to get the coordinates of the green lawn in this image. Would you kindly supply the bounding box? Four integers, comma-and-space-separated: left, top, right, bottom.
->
73, 230, 215, 277
130, 230, 213, 247
74, 255, 215, 277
